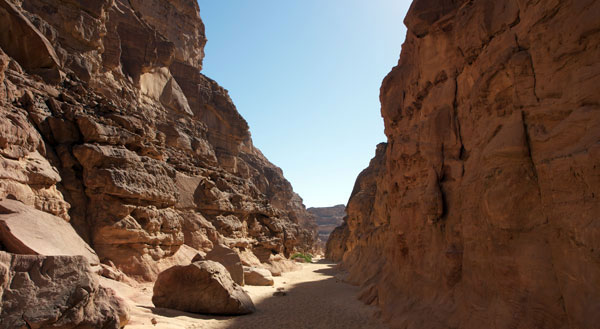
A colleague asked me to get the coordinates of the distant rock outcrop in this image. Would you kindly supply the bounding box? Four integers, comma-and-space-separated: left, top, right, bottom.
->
0, 0, 316, 281
308, 204, 345, 243
328, 1, 600, 328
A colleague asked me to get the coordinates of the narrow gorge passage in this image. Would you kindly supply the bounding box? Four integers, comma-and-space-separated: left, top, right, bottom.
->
105, 260, 385, 329
1, 0, 597, 328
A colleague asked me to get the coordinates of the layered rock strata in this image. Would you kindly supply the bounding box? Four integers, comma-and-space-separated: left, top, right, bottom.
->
328, 1, 600, 328
308, 204, 345, 243
0, 0, 315, 281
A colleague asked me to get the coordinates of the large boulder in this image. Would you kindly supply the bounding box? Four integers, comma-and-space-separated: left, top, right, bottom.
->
205, 244, 244, 285
243, 266, 274, 286
0, 251, 129, 328
152, 260, 255, 315
0, 199, 99, 265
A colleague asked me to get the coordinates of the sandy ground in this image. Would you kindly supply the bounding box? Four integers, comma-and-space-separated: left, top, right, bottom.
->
102, 259, 386, 329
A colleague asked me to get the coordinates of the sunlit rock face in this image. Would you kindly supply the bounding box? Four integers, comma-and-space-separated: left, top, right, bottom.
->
0, 0, 316, 281
327, 0, 600, 328
308, 204, 346, 243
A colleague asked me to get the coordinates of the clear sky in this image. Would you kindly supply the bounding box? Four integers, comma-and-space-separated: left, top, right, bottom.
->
197, 0, 412, 208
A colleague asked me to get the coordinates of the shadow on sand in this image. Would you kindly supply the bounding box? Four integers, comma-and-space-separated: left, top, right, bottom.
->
140, 259, 383, 329
221, 259, 383, 329
139, 305, 236, 321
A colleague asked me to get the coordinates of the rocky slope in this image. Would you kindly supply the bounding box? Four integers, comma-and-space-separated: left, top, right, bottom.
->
308, 204, 345, 243
0, 0, 315, 281
327, 1, 600, 328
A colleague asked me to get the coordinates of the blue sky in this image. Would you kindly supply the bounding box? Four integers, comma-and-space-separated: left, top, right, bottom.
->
197, 1, 412, 207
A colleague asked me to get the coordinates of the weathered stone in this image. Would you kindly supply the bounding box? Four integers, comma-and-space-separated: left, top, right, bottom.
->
0, 0, 317, 283
0, 0, 61, 82
205, 244, 244, 285
243, 266, 274, 286
191, 251, 206, 263
0, 251, 129, 329
308, 204, 346, 244
0, 199, 99, 265
152, 260, 255, 315
260, 254, 301, 277
328, 1, 600, 328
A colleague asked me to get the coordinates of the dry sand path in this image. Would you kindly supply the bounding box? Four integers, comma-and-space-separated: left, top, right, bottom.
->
105, 259, 386, 329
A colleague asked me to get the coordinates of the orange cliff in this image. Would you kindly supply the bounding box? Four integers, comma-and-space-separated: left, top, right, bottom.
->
0, 0, 316, 281
327, 1, 600, 328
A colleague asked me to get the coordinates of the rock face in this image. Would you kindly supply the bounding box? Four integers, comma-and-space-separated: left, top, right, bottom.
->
0, 251, 129, 329
0, 198, 99, 264
243, 266, 274, 286
328, 1, 600, 328
0, 0, 315, 281
205, 244, 244, 285
152, 260, 255, 315
308, 204, 345, 243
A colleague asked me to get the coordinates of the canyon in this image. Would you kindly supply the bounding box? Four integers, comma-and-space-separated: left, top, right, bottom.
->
0, 0, 319, 326
327, 0, 600, 328
0, 0, 316, 280
0, 0, 598, 328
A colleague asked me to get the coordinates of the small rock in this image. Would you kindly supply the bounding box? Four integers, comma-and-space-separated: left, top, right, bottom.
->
243, 266, 274, 286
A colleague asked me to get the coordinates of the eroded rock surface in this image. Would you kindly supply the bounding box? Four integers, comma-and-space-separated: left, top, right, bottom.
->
328, 1, 600, 328
308, 204, 345, 243
0, 198, 99, 264
0, 0, 316, 281
205, 244, 244, 285
243, 266, 274, 286
152, 260, 255, 315
0, 251, 129, 329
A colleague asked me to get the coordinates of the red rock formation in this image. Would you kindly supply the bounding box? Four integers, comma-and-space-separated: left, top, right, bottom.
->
328, 1, 600, 328
0, 0, 315, 281
308, 204, 346, 243
0, 199, 99, 264
0, 251, 129, 328
152, 260, 255, 315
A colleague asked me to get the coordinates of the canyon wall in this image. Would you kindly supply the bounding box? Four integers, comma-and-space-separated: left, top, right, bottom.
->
328, 0, 600, 328
0, 0, 315, 281
308, 204, 345, 243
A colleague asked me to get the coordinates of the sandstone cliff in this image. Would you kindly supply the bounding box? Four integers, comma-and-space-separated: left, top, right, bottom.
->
327, 1, 600, 328
308, 204, 345, 243
0, 0, 315, 281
